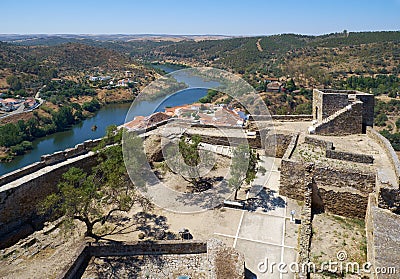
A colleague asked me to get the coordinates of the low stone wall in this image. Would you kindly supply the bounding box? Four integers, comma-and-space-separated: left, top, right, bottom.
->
367, 127, 400, 186
280, 159, 376, 218
250, 114, 312, 121
187, 132, 262, 148
325, 149, 374, 164
59, 239, 244, 279
304, 136, 374, 164
0, 139, 103, 187
297, 176, 313, 279
304, 136, 333, 150
271, 114, 313, 121
281, 133, 299, 160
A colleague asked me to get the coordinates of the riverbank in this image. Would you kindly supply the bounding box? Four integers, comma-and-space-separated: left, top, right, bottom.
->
0, 66, 220, 175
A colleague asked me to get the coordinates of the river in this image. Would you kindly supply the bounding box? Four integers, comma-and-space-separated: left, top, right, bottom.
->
0, 64, 217, 176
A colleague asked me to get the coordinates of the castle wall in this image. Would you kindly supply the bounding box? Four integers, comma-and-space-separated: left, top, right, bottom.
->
356, 94, 375, 128
0, 147, 100, 249
314, 101, 363, 136
367, 127, 400, 186
280, 159, 376, 218
378, 187, 400, 214
321, 93, 349, 120
0, 139, 102, 187
304, 136, 374, 164
325, 149, 374, 164
365, 194, 400, 279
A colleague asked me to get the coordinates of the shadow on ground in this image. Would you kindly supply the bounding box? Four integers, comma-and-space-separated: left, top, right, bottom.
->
245, 187, 286, 212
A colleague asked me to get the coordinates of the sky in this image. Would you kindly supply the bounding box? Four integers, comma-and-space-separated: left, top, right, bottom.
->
1, 0, 399, 35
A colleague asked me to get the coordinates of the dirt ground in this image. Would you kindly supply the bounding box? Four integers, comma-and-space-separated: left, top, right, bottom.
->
154, 154, 231, 193
309, 213, 367, 278
0, 219, 87, 279
96, 88, 135, 103
0, 111, 34, 125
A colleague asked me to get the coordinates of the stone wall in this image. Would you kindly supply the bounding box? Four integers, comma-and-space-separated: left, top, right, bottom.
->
325, 149, 374, 164
187, 129, 293, 158
59, 239, 244, 279
297, 176, 313, 279
304, 136, 374, 164
281, 133, 299, 160
304, 136, 333, 150
365, 194, 377, 278
311, 89, 374, 135
0, 139, 102, 187
365, 194, 400, 279
265, 133, 294, 158
189, 133, 261, 148
378, 187, 400, 214
280, 159, 376, 218
0, 152, 99, 249
313, 101, 363, 136
320, 93, 349, 121
271, 115, 313, 121
312, 89, 323, 121
367, 127, 400, 186
356, 93, 375, 128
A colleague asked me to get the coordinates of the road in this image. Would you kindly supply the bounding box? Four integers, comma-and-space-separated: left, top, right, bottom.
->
0, 86, 45, 120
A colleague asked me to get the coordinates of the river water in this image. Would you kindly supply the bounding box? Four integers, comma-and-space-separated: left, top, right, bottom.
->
0, 65, 217, 176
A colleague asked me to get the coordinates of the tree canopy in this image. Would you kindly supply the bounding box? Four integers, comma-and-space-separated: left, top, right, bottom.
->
39, 127, 145, 240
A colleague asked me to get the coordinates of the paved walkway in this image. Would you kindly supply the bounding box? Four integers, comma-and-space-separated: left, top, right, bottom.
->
213, 155, 300, 278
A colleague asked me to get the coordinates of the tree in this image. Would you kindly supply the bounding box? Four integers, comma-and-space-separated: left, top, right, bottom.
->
285, 79, 297, 92
40, 127, 139, 240
82, 99, 101, 112
0, 123, 23, 147
52, 106, 75, 131
6, 75, 22, 91
165, 135, 214, 191
375, 113, 388, 126
396, 118, 400, 129
229, 144, 258, 200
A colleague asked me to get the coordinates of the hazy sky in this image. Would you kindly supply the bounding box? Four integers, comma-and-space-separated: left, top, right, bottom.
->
1, 0, 399, 35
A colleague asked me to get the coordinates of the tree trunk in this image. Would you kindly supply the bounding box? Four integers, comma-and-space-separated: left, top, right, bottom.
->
234, 189, 238, 200
84, 220, 100, 241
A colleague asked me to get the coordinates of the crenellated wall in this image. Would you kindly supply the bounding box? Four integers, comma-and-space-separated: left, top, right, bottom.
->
0, 140, 103, 249
0, 139, 102, 187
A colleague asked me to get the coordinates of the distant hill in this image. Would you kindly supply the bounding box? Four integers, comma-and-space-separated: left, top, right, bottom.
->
0, 42, 131, 71
0, 34, 234, 45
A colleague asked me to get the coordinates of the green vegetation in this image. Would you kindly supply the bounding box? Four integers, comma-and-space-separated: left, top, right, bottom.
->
338, 75, 400, 95
199, 89, 220, 103
82, 99, 101, 112
0, 104, 83, 160
41, 80, 96, 105
380, 130, 400, 151
39, 127, 141, 240
229, 145, 258, 200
